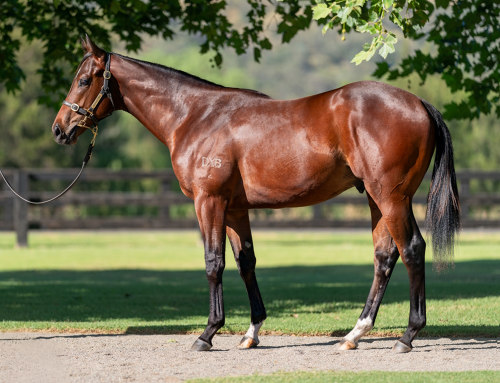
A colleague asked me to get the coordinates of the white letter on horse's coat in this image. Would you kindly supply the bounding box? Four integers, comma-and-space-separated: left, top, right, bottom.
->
201, 157, 222, 168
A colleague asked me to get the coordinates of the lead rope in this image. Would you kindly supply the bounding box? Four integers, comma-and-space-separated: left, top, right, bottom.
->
0, 127, 97, 205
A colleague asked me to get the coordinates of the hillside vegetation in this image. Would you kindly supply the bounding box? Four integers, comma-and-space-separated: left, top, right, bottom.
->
1, 22, 499, 172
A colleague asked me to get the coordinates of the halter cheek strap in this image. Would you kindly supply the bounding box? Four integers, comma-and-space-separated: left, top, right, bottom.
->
62, 51, 115, 135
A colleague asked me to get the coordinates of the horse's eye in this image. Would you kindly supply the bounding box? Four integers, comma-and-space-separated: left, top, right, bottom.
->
78, 79, 90, 87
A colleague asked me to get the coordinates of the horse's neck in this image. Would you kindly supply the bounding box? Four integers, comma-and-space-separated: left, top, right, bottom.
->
112, 54, 219, 149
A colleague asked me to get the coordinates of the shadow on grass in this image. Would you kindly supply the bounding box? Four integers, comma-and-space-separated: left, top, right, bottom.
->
0, 260, 499, 336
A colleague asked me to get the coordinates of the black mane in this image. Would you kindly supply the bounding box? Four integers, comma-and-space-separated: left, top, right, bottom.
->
112, 52, 270, 98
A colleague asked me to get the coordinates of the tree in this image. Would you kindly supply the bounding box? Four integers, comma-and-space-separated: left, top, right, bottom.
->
311, 0, 500, 120
1, 0, 499, 120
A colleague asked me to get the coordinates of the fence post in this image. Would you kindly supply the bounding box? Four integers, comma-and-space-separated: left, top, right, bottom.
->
159, 179, 170, 221
2, 174, 14, 228
460, 176, 470, 222
13, 171, 29, 247
313, 204, 322, 220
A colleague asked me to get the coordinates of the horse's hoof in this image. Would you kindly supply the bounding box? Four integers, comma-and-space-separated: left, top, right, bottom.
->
190, 338, 212, 351
338, 339, 357, 351
392, 340, 412, 353
238, 336, 259, 349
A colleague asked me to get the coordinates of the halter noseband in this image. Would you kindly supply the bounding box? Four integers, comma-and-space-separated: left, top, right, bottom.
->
62, 51, 115, 146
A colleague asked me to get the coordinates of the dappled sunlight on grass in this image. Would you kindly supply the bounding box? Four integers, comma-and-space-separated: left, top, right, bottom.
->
0, 231, 498, 336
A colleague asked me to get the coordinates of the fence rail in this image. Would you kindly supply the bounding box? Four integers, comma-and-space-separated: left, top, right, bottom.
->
1, 168, 499, 246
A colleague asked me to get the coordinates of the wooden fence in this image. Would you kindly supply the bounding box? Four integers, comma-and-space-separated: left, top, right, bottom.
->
1, 168, 499, 246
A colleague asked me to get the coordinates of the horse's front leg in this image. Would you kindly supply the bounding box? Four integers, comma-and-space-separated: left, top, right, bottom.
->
227, 210, 267, 349
191, 194, 229, 351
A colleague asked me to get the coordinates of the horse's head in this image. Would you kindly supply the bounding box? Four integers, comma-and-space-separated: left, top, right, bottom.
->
52, 35, 115, 145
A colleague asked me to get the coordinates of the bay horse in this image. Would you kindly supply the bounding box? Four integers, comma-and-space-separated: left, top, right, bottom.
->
53, 36, 460, 353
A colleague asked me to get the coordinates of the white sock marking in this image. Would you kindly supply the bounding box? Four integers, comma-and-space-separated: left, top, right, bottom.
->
245, 321, 264, 342
344, 317, 373, 345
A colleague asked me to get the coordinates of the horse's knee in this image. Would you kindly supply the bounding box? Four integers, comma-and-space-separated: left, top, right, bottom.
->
205, 251, 225, 280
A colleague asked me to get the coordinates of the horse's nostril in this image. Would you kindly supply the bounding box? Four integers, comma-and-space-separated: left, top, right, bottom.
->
54, 124, 61, 137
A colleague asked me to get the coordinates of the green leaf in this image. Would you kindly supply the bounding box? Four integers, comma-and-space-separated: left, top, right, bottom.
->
110, 1, 122, 14
253, 47, 261, 63
331, 4, 341, 13
214, 52, 223, 67
435, 0, 450, 8
338, 7, 353, 24
379, 43, 390, 58
356, 20, 368, 32
365, 46, 377, 61
312, 4, 332, 20
260, 38, 272, 50
383, 0, 394, 9
366, 24, 379, 34
385, 34, 397, 45
368, 11, 378, 22
53, 0, 60, 8
322, 23, 330, 35
373, 62, 390, 78
389, 11, 403, 28
351, 51, 368, 65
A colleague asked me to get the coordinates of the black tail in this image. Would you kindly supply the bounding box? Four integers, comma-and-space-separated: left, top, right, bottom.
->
421, 99, 461, 272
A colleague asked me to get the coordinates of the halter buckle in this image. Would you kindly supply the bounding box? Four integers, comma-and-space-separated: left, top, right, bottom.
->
71, 103, 79, 112
103, 71, 111, 80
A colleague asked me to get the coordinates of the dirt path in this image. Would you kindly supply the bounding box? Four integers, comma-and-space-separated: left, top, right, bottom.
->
0, 333, 498, 382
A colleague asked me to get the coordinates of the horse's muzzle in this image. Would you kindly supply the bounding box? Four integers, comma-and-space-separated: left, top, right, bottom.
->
53, 123, 77, 145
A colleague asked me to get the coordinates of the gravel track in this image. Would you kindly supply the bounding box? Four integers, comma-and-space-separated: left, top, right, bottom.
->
0, 333, 498, 382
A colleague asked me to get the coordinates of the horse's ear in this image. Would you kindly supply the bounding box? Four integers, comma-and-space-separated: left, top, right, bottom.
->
85, 34, 105, 59
80, 37, 88, 53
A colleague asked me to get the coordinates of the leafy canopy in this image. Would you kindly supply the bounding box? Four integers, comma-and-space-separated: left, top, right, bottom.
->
310, 0, 433, 64
310, 0, 500, 120
1, 0, 499, 120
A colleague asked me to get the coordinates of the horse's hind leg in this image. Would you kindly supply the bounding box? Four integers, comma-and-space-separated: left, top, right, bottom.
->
339, 194, 400, 350
226, 210, 267, 349
376, 197, 427, 353
191, 195, 228, 351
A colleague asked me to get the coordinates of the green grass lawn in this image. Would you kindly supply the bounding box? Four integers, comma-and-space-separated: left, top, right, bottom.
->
191, 371, 500, 383
0, 231, 498, 336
